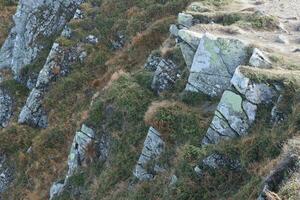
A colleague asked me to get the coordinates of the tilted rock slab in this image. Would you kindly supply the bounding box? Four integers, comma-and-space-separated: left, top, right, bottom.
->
50, 124, 95, 199
185, 33, 250, 97
0, 89, 12, 128
133, 127, 165, 181
0, 0, 84, 80
202, 66, 278, 145
18, 41, 85, 128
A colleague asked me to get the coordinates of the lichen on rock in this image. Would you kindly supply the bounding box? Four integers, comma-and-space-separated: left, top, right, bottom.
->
185, 33, 250, 97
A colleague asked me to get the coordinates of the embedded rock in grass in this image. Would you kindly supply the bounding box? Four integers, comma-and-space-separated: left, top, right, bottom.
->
67, 124, 95, 177
195, 153, 241, 176
86, 35, 99, 45
50, 124, 95, 199
202, 66, 278, 145
0, 154, 13, 196
133, 127, 165, 181
0, 89, 12, 128
185, 34, 249, 97
177, 29, 203, 68
0, 0, 84, 80
144, 54, 162, 71
111, 32, 126, 50
249, 48, 272, 69
151, 58, 179, 94
18, 40, 85, 128
187, 2, 212, 13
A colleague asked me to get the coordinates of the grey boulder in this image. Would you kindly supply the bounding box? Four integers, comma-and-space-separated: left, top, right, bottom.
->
185, 34, 249, 97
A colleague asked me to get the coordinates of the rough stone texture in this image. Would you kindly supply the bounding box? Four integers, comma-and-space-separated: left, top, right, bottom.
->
50, 124, 95, 199
169, 24, 179, 37
144, 54, 162, 71
133, 127, 165, 181
258, 154, 299, 200
249, 48, 272, 69
194, 153, 241, 176
0, 89, 12, 128
178, 13, 194, 28
178, 29, 203, 50
151, 58, 179, 94
0, 0, 84, 80
18, 40, 86, 128
202, 66, 278, 145
185, 34, 249, 97
0, 155, 13, 195
178, 29, 203, 69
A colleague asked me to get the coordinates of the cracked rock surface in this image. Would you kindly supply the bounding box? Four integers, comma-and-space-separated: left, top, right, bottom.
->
133, 127, 165, 181
0, 0, 84, 80
185, 33, 250, 97
202, 66, 278, 145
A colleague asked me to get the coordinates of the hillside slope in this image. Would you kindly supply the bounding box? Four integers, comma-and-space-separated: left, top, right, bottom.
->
0, 0, 299, 199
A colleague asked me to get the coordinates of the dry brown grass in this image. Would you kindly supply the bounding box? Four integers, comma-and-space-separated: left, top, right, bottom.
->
144, 100, 177, 126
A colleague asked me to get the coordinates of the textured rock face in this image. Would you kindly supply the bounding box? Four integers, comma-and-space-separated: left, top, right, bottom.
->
0, 0, 84, 79
0, 89, 12, 128
185, 34, 249, 97
202, 66, 278, 145
0, 155, 13, 195
67, 124, 95, 177
194, 153, 241, 176
178, 29, 203, 68
133, 127, 165, 181
50, 124, 95, 199
249, 48, 272, 69
144, 54, 180, 94
18, 41, 86, 128
151, 59, 179, 94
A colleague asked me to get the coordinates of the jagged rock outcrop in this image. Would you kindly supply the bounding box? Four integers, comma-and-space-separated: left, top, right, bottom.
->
0, 154, 13, 196
18, 41, 86, 128
133, 127, 165, 181
185, 33, 250, 97
202, 66, 278, 145
50, 124, 95, 199
0, 89, 12, 128
194, 153, 241, 176
0, 0, 84, 80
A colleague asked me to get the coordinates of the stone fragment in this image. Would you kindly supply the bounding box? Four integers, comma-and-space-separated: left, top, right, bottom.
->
133, 127, 165, 181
